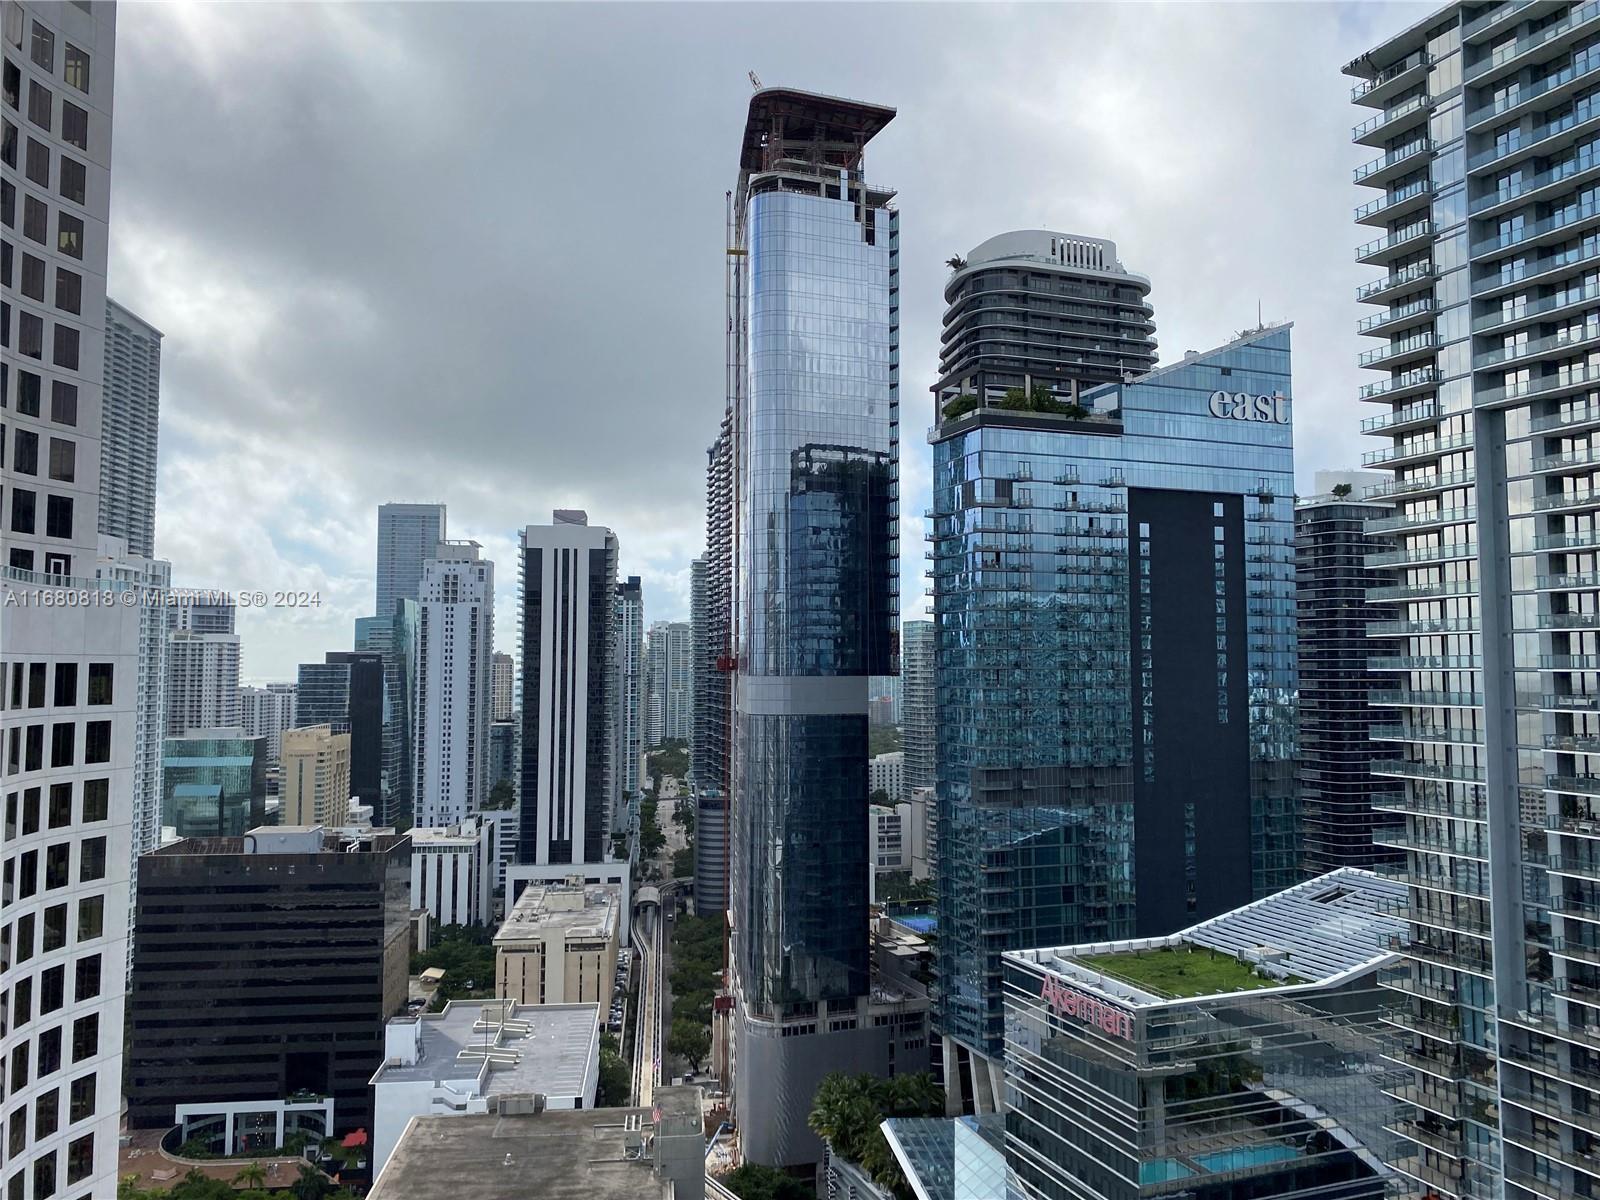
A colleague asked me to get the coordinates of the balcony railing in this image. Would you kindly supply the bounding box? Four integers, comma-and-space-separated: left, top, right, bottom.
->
1362, 399, 1439, 433
1362, 431, 1472, 465
1359, 260, 1437, 302
1364, 468, 1474, 499
1476, 323, 1600, 369
1357, 220, 1435, 262
1365, 504, 1474, 533
1364, 543, 1477, 568
1472, 198, 1600, 258
1356, 180, 1437, 223
1360, 365, 1439, 400
1352, 51, 1433, 101
1355, 138, 1436, 184
1353, 93, 1433, 142
1479, 360, 1600, 406
1358, 298, 1438, 334
1470, 145, 1600, 215
1476, 281, 1600, 333
1469, 91, 1600, 173
1467, 46, 1600, 129
1533, 400, 1600, 431
1466, 1, 1600, 83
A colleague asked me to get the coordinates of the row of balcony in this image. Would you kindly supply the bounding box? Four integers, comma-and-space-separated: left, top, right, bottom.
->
1363, 431, 1473, 467
1365, 504, 1474, 534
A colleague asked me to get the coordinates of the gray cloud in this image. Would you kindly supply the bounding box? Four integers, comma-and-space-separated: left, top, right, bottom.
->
107, 0, 1430, 679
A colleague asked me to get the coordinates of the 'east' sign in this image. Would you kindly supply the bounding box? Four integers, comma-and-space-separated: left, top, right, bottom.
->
1208, 390, 1290, 425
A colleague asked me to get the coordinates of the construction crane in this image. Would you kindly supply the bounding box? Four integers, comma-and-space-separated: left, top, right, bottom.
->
748, 70, 762, 91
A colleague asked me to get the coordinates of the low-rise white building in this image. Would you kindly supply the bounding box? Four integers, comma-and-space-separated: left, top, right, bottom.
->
495, 881, 620, 1006
868, 750, 903, 800
409, 816, 497, 928
369, 1000, 599, 1177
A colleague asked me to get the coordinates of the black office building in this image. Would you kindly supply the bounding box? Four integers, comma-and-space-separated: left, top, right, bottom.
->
296, 651, 384, 812
1295, 485, 1403, 874
126, 828, 411, 1136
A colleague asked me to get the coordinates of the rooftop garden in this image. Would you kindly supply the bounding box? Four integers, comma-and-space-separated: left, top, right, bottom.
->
940, 384, 1092, 424
1074, 945, 1298, 999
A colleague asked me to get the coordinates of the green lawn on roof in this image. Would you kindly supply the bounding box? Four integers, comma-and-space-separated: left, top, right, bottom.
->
1075, 946, 1283, 999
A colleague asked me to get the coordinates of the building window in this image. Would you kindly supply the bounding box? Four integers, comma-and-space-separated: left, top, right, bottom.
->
6, 1109, 21, 1159
15, 368, 38, 415
10, 487, 34, 533
21, 194, 44, 243
71, 956, 95, 1002
1, 115, 13, 166
44, 843, 65, 889
1, 58, 12, 109
65, 1133, 89, 1185
85, 664, 109, 705
37, 966, 60, 1013
17, 309, 40, 357
79, 779, 105, 822
47, 438, 72, 482
81, 722, 106, 766
67, 1074, 92, 1124
10, 977, 28, 1027
59, 99, 83, 150
49, 380, 74, 425
46, 784, 67, 828
34, 1089, 56, 1135
68, 1014, 94, 1063
32, 1149, 55, 1199
40, 904, 64, 952
56, 157, 81, 207
36, 1027, 59, 1077
22, 134, 43, 185
28, 21, 50, 70
24, 79, 46, 131
74, 896, 99, 942
77, 837, 104, 882
42, 493, 71, 541
17, 250, 40, 299
56, 211, 80, 259
61, 44, 86, 93
52, 663, 74, 707
51, 323, 76, 369
48, 723, 71, 767
9, 1043, 26, 1093
10, 427, 35, 474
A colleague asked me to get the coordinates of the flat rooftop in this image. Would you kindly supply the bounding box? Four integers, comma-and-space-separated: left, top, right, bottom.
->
1010, 867, 1405, 1005
497, 883, 618, 944
368, 1106, 671, 1200
373, 1001, 597, 1100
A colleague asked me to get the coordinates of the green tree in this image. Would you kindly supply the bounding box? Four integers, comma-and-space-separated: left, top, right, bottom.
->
668, 1018, 710, 1073
1331, 482, 1353, 497
807, 1072, 945, 1198
867, 725, 901, 757
482, 779, 515, 810
672, 846, 695, 879
233, 1162, 267, 1190
598, 1032, 632, 1107
290, 1163, 331, 1200
722, 1163, 813, 1200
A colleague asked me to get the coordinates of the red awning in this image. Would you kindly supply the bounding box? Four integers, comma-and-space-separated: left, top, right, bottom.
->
341, 1130, 368, 1148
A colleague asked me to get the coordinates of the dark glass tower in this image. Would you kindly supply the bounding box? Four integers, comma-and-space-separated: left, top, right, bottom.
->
932, 303, 1298, 1107
296, 651, 385, 813
1295, 483, 1405, 875
727, 88, 900, 1166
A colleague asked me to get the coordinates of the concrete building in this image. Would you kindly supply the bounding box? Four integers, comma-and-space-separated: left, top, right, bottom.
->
614, 576, 645, 804
297, 650, 384, 813
280, 724, 352, 827
368, 1085, 707, 1200
494, 881, 620, 1006
127, 827, 413, 1140
408, 817, 496, 928
1002, 869, 1404, 1200
166, 627, 240, 734
481, 806, 519, 892
491, 651, 514, 723
723, 88, 903, 1167
239, 681, 296, 765
932, 315, 1298, 1108
161, 728, 267, 838
869, 802, 908, 870
693, 420, 734, 918
97, 298, 161, 558
1345, 8, 1600, 1196
1, 5, 144, 1193
165, 595, 235, 634
644, 620, 692, 748
376, 502, 446, 623
1294, 470, 1404, 875
907, 787, 934, 883
369, 1000, 600, 1177
517, 512, 618, 876
413, 542, 494, 828
869, 750, 904, 801
901, 620, 935, 802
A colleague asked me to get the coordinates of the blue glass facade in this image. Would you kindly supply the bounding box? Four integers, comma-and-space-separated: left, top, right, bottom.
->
733, 184, 899, 1012
932, 325, 1298, 1061
162, 733, 268, 837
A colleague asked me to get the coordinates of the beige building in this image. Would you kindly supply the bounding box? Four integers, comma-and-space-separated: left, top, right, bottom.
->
280, 725, 353, 827
494, 881, 620, 1006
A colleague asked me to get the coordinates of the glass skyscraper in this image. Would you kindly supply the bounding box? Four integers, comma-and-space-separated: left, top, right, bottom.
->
932, 313, 1298, 1106
1350, 4, 1600, 1197
727, 87, 901, 1167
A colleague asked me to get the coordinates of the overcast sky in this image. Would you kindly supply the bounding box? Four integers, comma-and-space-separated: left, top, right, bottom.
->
108, 0, 1430, 681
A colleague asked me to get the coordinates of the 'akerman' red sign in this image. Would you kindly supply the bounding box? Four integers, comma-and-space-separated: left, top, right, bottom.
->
1041, 976, 1135, 1041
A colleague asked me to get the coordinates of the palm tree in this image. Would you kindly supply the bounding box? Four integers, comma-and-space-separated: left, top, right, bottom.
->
233, 1162, 267, 1190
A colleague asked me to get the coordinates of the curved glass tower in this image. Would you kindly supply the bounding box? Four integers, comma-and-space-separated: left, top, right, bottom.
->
727, 87, 902, 1167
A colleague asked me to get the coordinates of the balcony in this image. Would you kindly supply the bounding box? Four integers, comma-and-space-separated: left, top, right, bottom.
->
1535, 444, 1600, 474
1367, 578, 1479, 602
1383, 1082, 1465, 1122
1364, 468, 1475, 499
1365, 505, 1474, 535
1476, 282, 1600, 335
1534, 494, 1600, 523
1357, 220, 1436, 265
1477, 323, 1600, 370
1472, 198, 1600, 259
1473, 234, 1600, 300
1366, 615, 1478, 635
1543, 692, 1600, 710
1357, 180, 1438, 226
1469, 90, 1600, 176
1360, 260, 1438, 304
1537, 528, 1600, 551
1371, 759, 1487, 784
1354, 93, 1434, 146
1462, 0, 1539, 43
1386, 1120, 1466, 1162
1551, 856, 1600, 883
1483, 361, 1600, 407
1370, 689, 1484, 708
1359, 297, 1438, 336
1533, 401, 1600, 432
1543, 610, 1600, 629
1467, 47, 1600, 132
1370, 724, 1484, 750
1363, 432, 1471, 467
1374, 826, 1490, 858
1363, 400, 1440, 434
1364, 542, 1477, 569
1356, 138, 1436, 186
1467, 1, 1600, 85
1353, 51, 1434, 104
1471, 146, 1600, 219
1550, 774, 1600, 794
1360, 331, 1438, 370
1360, 364, 1439, 401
